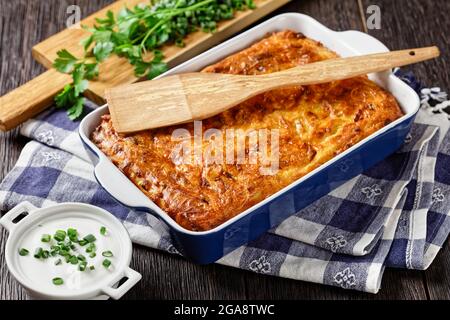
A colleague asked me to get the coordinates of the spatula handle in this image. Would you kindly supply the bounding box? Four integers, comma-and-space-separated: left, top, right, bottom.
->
260, 46, 440, 87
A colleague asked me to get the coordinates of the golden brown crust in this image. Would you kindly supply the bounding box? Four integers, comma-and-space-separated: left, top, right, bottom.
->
92, 30, 404, 231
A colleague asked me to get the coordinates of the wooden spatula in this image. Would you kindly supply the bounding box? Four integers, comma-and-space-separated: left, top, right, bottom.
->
106, 46, 440, 133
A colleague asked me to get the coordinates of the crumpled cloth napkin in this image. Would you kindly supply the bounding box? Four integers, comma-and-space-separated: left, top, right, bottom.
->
1, 74, 449, 293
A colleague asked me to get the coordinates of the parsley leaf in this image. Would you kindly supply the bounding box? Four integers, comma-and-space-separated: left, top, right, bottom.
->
93, 30, 112, 43
55, 84, 75, 108
80, 35, 94, 52
72, 64, 89, 96
95, 10, 115, 28
93, 42, 114, 62
84, 63, 99, 80
67, 97, 85, 120
133, 60, 151, 77
74, 79, 89, 97
53, 49, 78, 73
152, 50, 164, 62
148, 62, 168, 79
72, 64, 85, 85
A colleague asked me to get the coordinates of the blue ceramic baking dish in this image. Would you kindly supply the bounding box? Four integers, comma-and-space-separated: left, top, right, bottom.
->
79, 13, 420, 264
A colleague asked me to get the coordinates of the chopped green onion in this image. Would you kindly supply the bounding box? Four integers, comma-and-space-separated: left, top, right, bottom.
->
69, 255, 78, 265
52, 277, 64, 285
83, 234, 96, 243
34, 247, 44, 259
23, 225, 116, 275
58, 242, 69, 251
102, 259, 111, 268
102, 250, 113, 257
86, 242, 96, 253
19, 248, 29, 256
67, 228, 78, 241
54, 230, 66, 242
79, 261, 87, 271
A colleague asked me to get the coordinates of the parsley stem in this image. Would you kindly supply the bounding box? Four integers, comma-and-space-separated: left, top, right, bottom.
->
139, 18, 169, 48
180, 0, 216, 12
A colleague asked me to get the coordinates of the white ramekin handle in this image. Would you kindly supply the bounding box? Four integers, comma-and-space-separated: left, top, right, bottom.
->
101, 267, 142, 300
0, 201, 37, 233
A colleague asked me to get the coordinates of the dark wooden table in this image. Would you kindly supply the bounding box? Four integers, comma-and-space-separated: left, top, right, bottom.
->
1, 0, 449, 300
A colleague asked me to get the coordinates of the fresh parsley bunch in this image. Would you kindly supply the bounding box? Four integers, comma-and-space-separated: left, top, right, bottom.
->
53, 0, 256, 120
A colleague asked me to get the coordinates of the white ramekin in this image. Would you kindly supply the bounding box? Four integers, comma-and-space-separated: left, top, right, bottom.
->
0, 201, 142, 300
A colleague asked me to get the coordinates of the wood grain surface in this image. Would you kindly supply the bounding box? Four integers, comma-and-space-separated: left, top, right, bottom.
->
0, 0, 449, 300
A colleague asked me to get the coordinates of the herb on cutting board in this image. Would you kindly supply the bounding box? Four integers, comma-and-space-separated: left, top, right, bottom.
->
53, 0, 256, 120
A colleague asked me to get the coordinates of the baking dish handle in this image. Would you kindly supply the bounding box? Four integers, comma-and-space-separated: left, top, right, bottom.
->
336, 30, 390, 55
95, 158, 162, 212
0, 201, 37, 233
101, 267, 142, 300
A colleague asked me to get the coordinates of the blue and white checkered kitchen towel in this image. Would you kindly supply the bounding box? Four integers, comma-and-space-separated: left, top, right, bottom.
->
1, 73, 449, 293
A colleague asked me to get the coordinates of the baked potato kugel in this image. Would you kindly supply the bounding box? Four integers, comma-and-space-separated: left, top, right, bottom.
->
92, 30, 403, 231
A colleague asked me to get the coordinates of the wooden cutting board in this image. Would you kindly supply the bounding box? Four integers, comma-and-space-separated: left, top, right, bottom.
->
0, 0, 290, 131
